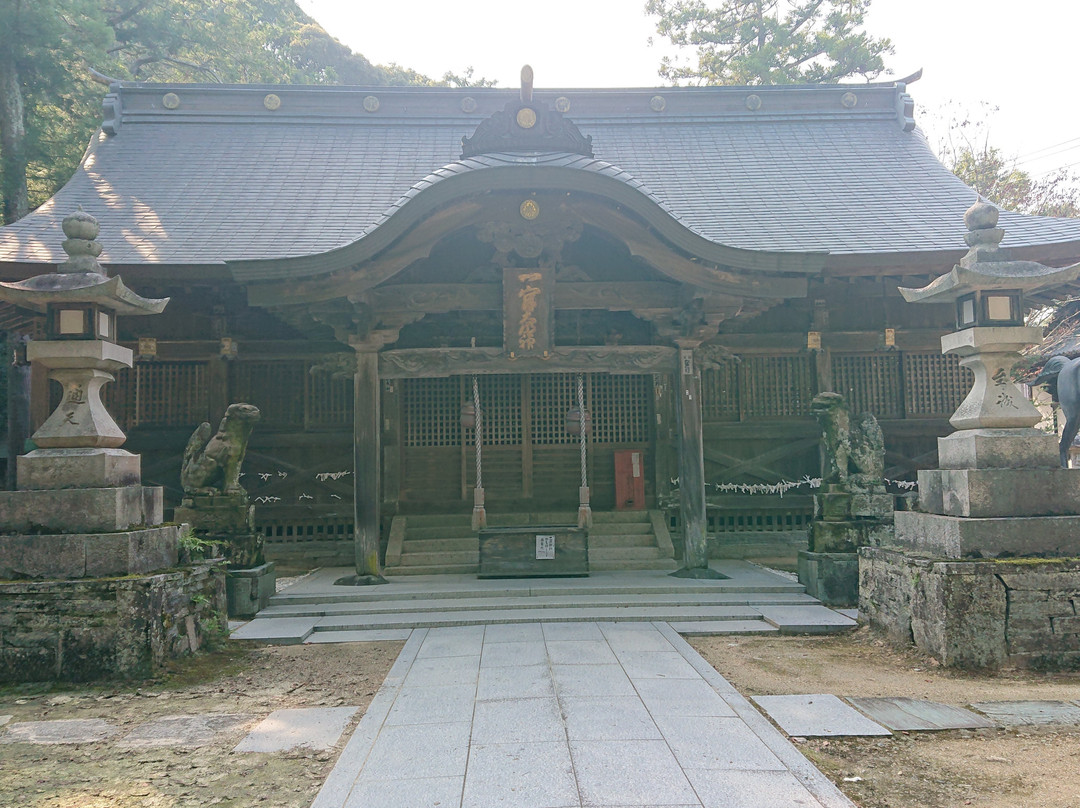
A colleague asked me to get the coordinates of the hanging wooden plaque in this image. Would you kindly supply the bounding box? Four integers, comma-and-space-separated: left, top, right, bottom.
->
503, 268, 553, 357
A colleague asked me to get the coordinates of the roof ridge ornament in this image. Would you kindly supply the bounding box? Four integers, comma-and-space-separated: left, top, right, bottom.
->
461, 65, 594, 159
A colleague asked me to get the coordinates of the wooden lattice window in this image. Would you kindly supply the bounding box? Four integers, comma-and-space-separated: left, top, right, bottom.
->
740, 355, 815, 418
831, 353, 903, 417
531, 373, 577, 445
904, 352, 972, 416
403, 377, 462, 448
231, 361, 306, 427
591, 373, 650, 444
306, 371, 353, 428
131, 362, 208, 427
702, 363, 740, 422
100, 366, 135, 431
479, 375, 522, 446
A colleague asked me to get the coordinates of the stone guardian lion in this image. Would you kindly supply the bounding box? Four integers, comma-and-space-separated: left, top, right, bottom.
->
181, 403, 261, 496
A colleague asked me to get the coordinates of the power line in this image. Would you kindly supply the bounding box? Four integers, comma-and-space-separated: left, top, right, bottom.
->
1015, 135, 1080, 162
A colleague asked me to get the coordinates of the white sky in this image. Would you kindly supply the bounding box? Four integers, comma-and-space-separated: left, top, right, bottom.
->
297, 0, 1080, 179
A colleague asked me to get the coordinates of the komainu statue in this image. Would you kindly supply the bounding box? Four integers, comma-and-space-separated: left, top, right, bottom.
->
1034, 355, 1080, 468
181, 403, 261, 496
809, 392, 885, 490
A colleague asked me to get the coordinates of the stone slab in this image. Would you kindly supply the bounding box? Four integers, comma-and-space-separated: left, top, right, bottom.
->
809, 519, 892, 553
569, 739, 699, 806
970, 700, 1080, 725
668, 620, 779, 635
0, 718, 118, 744
919, 468, 1080, 518
892, 510, 1080, 558
937, 429, 1058, 470
229, 617, 317, 644
233, 706, 359, 753
846, 697, 994, 731
798, 550, 859, 607
119, 713, 255, 747
462, 741, 579, 808
0, 525, 179, 579
17, 447, 142, 489
0, 485, 162, 533
226, 562, 276, 619
686, 769, 835, 808
305, 629, 412, 644
757, 605, 857, 634
0, 715, 10, 728
752, 694, 891, 737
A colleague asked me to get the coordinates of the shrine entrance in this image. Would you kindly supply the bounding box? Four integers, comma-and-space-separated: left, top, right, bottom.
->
397, 371, 653, 512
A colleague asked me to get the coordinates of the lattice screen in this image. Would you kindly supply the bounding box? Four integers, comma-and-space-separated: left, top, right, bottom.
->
831, 353, 903, 417
306, 371, 353, 428
531, 373, 577, 445
133, 362, 208, 427
100, 367, 134, 430
702, 363, 740, 421
590, 373, 650, 444
739, 355, 815, 418
904, 352, 972, 416
402, 377, 462, 448
479, 375, 522, 446
230, 361, 306, 427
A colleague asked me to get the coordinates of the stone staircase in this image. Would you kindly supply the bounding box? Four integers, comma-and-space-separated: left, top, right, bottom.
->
383, 510, 676, 575
230, 561, 858, 644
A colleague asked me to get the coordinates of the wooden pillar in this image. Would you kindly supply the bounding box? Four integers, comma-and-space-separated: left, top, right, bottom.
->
351, 345, 386, 584
5, 334, 31, 490
672, 341, 723, 579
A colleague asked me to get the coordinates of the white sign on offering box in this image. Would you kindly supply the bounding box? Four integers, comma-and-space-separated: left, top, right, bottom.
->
535, 534, 556, 560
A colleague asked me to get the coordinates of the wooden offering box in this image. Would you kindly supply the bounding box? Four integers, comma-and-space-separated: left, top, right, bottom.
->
478, 526, 589, 578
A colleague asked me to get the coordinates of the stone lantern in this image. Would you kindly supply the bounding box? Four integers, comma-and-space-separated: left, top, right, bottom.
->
859, 200, 1080, 668
0, 208, 167, 535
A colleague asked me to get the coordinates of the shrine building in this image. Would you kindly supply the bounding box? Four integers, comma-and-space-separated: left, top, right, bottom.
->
4, 72, 1080, 574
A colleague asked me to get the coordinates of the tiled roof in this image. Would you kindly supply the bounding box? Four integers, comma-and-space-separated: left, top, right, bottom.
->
2, 82, 1079, 272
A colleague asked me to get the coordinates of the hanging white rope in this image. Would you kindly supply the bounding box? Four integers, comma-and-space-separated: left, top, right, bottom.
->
473, 375, 483, 491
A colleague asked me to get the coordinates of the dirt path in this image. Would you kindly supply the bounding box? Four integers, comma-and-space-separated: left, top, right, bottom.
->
691, 628, 1080, 808
0, 641, 402, 808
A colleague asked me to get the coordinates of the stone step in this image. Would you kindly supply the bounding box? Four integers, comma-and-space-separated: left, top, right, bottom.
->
271, 578, 808, 606
587, 533, 656, 547
403, 525, 478, 541
257, 590, 819, 619
590, 510, 652, 523
588, 558, 680, 572
589, 546, 665, 561
311, 604, 771, 632
384, 564, 479, 576
399, 538, 479, 553
393, 550, 480, 567
588, 523, 655, 536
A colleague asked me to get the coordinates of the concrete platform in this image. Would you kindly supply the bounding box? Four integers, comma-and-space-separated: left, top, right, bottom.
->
230, 561, 855, 644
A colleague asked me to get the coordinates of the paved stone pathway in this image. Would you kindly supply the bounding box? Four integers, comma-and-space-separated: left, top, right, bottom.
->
311, 621, 856, 808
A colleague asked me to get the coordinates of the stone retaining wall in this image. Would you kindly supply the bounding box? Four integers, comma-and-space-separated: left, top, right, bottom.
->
860, 547, 1080, 669
0, 561, 226, 682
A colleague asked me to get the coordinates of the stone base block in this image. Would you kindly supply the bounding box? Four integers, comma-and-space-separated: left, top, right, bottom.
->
175, 494, 255, 536
809, 519, 893, 553
0, 525, 179, 579
797, 550, 858, 606
891, 510, 1080, 559
918, 468, 1080, 518
226, 562, 276, 619
0, 486, 163, 533
850, 493, 894, 518
816, 492, 852, 521
17, 448, 141, 490
859, 547, 1080, 669
0, 561, 225, 682
937, 429, 1059, 470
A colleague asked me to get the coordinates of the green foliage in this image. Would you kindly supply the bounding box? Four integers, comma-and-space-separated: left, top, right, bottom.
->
934, 103, 1080, 218
178, 528, 216, 561
0, 0, 435, 222
646, 0, 893, 85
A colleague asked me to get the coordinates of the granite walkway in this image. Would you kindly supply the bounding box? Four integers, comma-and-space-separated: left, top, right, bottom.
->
311, 621, 856, 808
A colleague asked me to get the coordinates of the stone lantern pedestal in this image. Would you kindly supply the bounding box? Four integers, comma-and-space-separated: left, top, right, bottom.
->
0, 210, 225, 682
860, 201, 1080, 668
